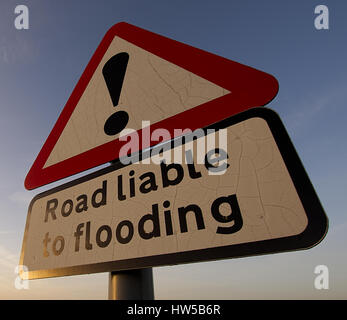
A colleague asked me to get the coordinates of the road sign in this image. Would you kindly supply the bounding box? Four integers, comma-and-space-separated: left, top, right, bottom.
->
19, 108, 327, 280
24, 22, 278, 190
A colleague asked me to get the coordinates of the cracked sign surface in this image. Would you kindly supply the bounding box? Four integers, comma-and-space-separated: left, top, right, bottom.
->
20, 108, 327, 280
24, 22, 278, 190
44, 36, 229, 168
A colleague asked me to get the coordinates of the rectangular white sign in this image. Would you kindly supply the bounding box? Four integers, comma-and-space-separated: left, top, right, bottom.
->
20, 108, 327, 279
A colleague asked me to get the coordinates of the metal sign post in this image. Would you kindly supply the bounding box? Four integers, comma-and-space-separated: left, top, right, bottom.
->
108, 268, 154, 300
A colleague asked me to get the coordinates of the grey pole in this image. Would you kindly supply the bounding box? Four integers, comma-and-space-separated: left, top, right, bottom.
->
107, 162, 154, 300
108, 268, 154, 300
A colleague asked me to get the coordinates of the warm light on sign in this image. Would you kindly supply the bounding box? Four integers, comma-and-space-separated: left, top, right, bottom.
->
24, 22, 278, 190
19, 108, 327, 280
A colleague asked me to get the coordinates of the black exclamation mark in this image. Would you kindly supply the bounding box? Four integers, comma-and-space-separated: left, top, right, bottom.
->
102, 52, 129, 136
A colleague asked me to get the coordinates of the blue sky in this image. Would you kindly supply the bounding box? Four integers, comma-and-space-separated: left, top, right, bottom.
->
0, 0, 346, 299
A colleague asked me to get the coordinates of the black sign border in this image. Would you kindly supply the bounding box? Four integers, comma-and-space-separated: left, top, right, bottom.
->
20, 107, 328, 280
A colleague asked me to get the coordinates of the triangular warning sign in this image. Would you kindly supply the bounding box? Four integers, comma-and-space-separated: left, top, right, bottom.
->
25, 22, 278, 190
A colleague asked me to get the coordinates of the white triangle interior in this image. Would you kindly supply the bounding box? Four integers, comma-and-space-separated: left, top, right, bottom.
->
44, 36, 230, 168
